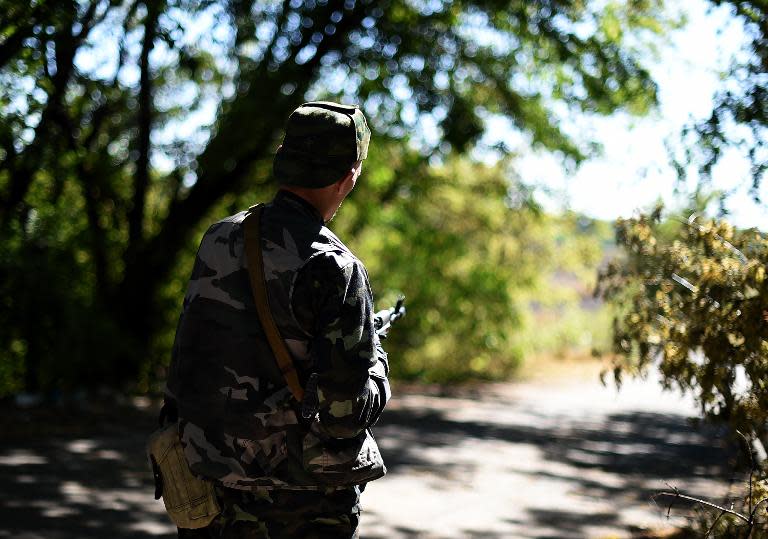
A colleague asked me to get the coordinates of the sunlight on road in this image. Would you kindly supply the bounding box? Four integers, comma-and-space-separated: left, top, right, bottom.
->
0, 376, 735, 539
362, 375, 732, 539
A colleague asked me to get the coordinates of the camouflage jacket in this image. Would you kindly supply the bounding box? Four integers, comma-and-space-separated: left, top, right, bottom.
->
165, 190, 390, 490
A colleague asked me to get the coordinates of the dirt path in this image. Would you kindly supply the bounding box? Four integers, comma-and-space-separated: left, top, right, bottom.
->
0, 373, 738, 539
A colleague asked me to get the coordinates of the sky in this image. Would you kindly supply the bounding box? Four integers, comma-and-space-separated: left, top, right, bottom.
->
502, 0, 767, 230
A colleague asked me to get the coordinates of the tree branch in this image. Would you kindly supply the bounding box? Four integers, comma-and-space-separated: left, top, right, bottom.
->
654, 491, 750, 525
115, 0, 372, 341
125, 0, 161, 267
704, 509, 728, 538
75, 0, 103, 40
739, 430, 756, 515
78, 0, 140, 153
75, 0, 119, 41
0, 0, 101, 226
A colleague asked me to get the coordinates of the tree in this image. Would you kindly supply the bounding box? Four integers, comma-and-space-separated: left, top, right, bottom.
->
336, 147, 551, 382
597, 208, 768, 443
0, 0, 669, 392
598, 207, 768, 537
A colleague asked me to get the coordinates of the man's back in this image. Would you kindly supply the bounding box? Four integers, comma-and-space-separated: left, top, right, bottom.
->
167, 190, 389, 490
165, 101, 388, 539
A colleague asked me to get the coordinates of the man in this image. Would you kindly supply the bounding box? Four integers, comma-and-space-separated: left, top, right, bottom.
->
164, 101, 391, 538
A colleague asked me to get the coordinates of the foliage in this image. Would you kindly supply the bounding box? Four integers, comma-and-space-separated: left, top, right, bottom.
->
0, 0, 671, 393
597, 206, 768, 441
137, 142, 612, 387
0, 173, 131, 392
336, 152, 538, 382
336, 148, 613, 382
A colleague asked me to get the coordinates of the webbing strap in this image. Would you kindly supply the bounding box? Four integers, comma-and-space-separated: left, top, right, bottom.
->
243, 205, 305, 403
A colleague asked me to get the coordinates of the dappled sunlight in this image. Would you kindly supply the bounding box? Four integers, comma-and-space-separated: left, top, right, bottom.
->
362, 377, 735, 539
0, 451, 48, 466
0, 377, 742, 539
0, 409, 175, 539
0, 0, 764, 537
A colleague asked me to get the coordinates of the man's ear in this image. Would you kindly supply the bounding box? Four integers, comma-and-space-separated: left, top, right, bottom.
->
335, 167, 356, 193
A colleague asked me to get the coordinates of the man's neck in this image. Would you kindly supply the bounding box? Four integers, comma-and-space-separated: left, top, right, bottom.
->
279, 185, 334, 223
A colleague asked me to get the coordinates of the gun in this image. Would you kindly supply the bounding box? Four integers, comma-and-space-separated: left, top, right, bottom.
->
374, 295, 406, 337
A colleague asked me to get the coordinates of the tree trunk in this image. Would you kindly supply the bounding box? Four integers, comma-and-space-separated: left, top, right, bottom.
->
115, 0, 369, 380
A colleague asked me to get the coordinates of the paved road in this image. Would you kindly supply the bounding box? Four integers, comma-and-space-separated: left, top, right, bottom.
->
0, 373, 738, 539
362, 376, 736, 538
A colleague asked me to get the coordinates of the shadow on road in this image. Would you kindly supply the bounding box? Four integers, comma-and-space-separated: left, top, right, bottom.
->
0, 403, 172, 539
370, 399, 734, 538
380, 405, 729, 480
0, 390, 735, 539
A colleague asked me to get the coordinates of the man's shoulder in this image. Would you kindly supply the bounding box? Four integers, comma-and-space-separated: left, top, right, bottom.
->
209, 209, 249, 230
311, 227, 353, 255
299, 248, 373, 312
303, 248, 360, 282
196, 210, 248, 244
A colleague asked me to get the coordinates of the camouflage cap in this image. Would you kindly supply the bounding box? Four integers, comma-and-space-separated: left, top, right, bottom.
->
273, 101, 371, 188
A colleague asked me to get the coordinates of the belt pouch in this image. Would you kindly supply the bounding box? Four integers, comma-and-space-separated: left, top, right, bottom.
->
147, 423, 221, 529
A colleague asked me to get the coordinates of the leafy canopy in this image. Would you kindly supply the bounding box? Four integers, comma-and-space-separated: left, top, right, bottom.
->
0, 0, 671, 391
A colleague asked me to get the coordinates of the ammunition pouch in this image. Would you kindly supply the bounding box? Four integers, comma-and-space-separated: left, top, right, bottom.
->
147, 423, 221, 529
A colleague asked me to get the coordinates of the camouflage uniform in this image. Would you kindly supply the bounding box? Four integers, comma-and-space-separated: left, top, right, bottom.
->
165, 103, 388, 538
178, 486, 362, 539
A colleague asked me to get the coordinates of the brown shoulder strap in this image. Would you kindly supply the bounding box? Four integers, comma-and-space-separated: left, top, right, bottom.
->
243, 205, 305, 402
